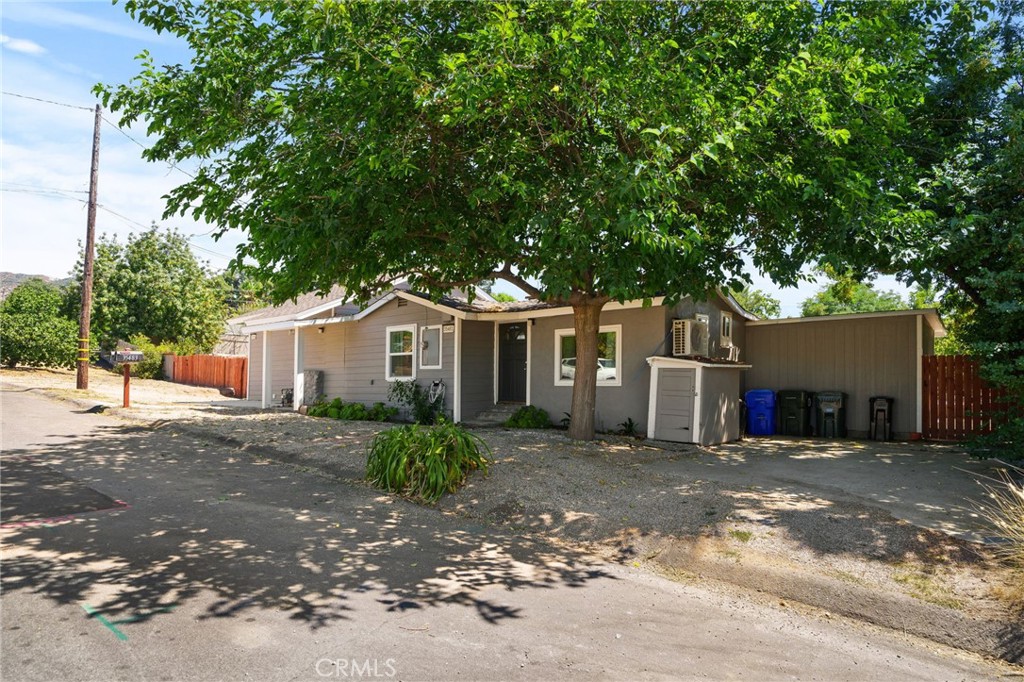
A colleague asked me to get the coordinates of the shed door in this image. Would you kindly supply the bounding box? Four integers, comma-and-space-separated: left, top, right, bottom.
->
654, 368, 696, 442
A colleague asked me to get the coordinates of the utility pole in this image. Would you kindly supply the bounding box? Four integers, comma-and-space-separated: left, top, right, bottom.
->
77, 104, 101, 390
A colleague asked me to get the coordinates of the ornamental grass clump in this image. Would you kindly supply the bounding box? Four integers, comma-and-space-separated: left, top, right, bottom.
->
975, 461, 1024, 568
366, 420, 490, 502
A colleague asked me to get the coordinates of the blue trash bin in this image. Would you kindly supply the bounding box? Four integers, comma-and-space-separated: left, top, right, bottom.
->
745, 389, 776, 436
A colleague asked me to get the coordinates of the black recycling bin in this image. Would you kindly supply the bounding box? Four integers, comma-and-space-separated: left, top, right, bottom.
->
778, 390, 813, 437
869, 396, 894, 440
815, 391, 847, 438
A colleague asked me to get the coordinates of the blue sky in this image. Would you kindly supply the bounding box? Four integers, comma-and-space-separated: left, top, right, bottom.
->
1, 1, 912, 316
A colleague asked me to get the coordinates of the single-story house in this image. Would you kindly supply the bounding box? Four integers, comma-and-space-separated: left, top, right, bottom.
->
236, 284, 944, 444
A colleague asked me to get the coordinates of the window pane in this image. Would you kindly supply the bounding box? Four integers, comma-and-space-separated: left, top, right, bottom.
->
597, 331, 616, 382
558, 331, 617, 382
390, 355, 412, 378
421, 327, 440, 367
390, 330, 412, 354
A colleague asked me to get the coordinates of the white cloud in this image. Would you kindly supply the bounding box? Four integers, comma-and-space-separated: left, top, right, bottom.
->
1, 4, 165, 43
0, 34, 48, 55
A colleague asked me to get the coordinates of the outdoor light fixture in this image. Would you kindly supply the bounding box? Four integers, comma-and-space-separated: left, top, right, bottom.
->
318, 326, 325, 334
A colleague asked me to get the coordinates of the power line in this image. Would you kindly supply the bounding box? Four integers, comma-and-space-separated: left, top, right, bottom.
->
3, 187, 233, 262
101, 115, 197, 180
4, 90, 232, 262
3, 181, 90, 194
2, 90, 93, 111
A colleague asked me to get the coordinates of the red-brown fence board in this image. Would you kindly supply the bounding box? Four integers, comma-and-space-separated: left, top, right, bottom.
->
922, 355, 1012, 441
171, 354, 247, 399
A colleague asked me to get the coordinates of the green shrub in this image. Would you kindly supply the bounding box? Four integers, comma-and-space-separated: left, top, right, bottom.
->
368, 402, 398, 422
387, 379, 443, 424
0, 279, 79, 369
618, 417, 640, 437
306, 397, 397, 422
505, 405, 551, 428
339, 402, 368, 420
366, 420, 490, 502
967, 413, 1024, 463
113, 335, 172, 379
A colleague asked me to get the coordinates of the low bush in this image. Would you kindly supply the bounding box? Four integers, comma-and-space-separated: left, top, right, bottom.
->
505, 405, 551, 429
307, 397, 396, 422
618, 417, 640, 437
113, 335, 172, 379
387, 380, 444, 424
366, 420, 490, 502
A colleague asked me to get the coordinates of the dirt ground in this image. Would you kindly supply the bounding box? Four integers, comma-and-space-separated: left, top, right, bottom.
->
3, 367, 1022, 665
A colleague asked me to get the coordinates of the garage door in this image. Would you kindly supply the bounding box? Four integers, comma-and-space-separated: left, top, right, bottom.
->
654, 368, 696, 442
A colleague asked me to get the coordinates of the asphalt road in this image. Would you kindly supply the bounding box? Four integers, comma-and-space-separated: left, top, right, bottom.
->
0, 387, 1007, 681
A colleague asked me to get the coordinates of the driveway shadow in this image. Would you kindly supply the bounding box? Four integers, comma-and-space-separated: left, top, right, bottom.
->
1, 423, 612, 633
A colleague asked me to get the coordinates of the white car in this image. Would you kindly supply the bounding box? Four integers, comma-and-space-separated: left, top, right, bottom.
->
560, 357, 616, 381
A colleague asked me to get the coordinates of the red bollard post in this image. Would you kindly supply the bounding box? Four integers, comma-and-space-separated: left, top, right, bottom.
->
123, 363, 131, 408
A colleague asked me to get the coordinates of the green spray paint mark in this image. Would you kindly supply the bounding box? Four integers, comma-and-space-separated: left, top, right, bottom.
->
82, 605, 128, 641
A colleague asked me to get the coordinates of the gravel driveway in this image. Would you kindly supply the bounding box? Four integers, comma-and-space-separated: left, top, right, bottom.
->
3, 367, 1022, 665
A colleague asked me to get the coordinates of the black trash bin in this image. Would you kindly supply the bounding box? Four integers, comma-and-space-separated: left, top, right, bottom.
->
815, 391, 847, 438
778, 390, 813, 437
869, 396, 894, 440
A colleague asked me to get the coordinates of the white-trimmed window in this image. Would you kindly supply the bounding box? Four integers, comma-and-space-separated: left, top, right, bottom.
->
554, 324, 622, 387
720, 311, 733, 347
420, 324, 442, 370
386, 324, 416, 380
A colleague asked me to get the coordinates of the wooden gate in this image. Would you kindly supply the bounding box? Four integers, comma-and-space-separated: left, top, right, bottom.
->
172, 354, 248, 399
922, 355, 1007, 440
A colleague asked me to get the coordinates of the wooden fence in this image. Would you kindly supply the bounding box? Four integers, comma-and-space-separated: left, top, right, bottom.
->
922, 355, 1008, 440
172, 354, 248, 399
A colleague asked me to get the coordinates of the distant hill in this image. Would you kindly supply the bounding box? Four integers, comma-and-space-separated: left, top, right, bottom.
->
0, 272, 74, 301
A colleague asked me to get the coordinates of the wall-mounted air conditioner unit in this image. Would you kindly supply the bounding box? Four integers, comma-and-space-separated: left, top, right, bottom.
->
672, 319, 709, 357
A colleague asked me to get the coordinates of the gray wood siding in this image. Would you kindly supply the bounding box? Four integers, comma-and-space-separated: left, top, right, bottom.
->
670, 297, 746, 361
302, 323, 347, 400
268, 330, 294, 403
460, 320, 495, 421
744, 316, 919, 437
297, 300, 457, 416
699, 367, 744, 445
249, 332, 264, 402
530, 306, 667, 433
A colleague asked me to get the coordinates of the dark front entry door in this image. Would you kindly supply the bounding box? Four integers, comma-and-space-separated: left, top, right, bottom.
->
498, 323, 527, 402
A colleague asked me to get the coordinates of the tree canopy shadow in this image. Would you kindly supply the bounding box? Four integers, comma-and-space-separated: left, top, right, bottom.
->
1, 421, 612, 634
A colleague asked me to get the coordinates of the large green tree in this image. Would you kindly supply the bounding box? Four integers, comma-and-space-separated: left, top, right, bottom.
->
67, 228, 227, 352
102, 1, 946, 439
0, 279, 78, 369
892, 0, 1023, 456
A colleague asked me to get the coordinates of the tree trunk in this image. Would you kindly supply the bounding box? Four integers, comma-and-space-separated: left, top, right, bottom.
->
567, 294, 609, 441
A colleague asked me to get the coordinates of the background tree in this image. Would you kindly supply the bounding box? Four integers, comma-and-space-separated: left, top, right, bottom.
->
729, 286, 781, 320
800, 269, 905, 317
102, 1, 950, 439
0, 279, 78, 369
66, 227, 228, 353
892, 0, 1023, 457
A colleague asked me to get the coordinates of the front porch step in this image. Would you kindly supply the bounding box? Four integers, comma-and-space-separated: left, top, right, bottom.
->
462, 402, 523, 427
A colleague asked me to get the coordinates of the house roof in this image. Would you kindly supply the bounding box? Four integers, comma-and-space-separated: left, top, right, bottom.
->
746, 308, 946, 336
230, 284, 349, 326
